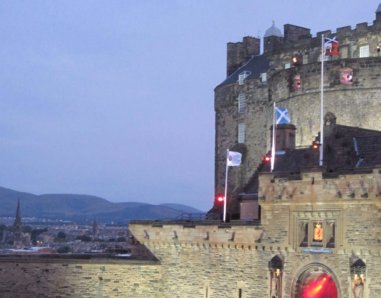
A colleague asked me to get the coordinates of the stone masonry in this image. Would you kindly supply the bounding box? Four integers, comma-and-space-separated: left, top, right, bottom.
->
3, 167, 381, 298
214, 8, 381, 217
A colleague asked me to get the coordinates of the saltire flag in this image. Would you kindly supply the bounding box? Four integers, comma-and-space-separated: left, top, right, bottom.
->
275, 107, 290, 125
227, 151, 242, 167
324, 37, 339, 56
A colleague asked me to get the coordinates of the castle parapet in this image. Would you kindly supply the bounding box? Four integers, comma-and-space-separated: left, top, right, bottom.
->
258, 168, 381, 202
336, 26, 352, 35
129, 221, 263, 247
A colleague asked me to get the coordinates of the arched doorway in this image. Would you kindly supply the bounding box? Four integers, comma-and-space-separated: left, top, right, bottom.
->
293, 264, 339, 298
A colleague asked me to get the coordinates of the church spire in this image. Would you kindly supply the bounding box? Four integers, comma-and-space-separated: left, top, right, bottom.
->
13, 199, 23, 248
14, 199, 22, 229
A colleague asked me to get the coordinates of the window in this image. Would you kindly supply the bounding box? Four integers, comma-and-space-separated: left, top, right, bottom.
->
326, 222, 335, 248
238, 93, 246, 113
238, 70, 251, 85
319, 54, 329, 62
359, 45, 369, 58
238, 123, 245, 143
298, 219, 335, 248
299, 222, 308, 247
260, 73, 267, 83
302, 55, 308, 64
292, 210, 341, 250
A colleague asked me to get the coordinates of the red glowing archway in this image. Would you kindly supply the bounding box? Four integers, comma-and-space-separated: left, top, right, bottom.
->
298, 272, 338, 298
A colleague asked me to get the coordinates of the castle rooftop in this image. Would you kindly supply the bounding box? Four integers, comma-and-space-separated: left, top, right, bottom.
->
261, 123, 381, 177
217, 54, 269, 87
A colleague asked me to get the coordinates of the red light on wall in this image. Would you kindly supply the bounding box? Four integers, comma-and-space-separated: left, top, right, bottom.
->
215, 194, 225, 204
291, 54, 302, 66
264, 154, 271, 162
300, 273, 337, 298
311, 141, 320, 150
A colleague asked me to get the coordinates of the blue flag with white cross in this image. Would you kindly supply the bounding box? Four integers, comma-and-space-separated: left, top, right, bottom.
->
275, 107, 290, 125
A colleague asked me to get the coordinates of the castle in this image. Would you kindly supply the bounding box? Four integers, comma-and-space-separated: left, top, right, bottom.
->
0, 4, 381, 298
213, 4, 381, 220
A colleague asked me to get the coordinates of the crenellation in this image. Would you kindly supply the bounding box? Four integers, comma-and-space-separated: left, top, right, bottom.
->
356, 22, 370, 31
336, 25, 352, 35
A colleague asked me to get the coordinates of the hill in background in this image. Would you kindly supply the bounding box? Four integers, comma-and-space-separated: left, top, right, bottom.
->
0, 187, 204, 224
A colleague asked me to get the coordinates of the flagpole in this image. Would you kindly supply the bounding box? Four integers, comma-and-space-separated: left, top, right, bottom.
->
271, 102, 276, 172
319, 34, 324, 167
223, 149, 229, 222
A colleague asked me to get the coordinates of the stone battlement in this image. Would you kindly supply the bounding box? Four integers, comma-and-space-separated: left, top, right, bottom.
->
259, 168, 381, 202
129, 221, 262, 247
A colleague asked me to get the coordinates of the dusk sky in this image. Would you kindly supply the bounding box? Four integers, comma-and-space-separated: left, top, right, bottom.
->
0, 1, 378, 211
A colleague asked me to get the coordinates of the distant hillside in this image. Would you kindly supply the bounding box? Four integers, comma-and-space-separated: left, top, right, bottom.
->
159, 203, 202, 214
0, 187, 204, 223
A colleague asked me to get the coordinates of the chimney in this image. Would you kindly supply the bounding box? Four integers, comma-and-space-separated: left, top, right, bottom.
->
227, 36, 260, 76
271, 124, 296, 151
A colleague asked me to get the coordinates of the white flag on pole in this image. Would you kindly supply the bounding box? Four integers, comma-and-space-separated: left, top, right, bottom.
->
227, 151, 242, 167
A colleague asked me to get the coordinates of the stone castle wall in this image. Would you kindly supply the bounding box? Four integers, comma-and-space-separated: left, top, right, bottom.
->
269, 57, 381, 147
256, 168, 381, 297
215, 80, 269, 198
129, 214, 381, 298
259, 169, 381, 249
1, 210, 381, 297
0, 257, 162, 298
129, 222, 273, 298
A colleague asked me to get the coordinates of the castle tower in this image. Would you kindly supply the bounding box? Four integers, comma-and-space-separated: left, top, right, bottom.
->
263, 21, 283, 54
213, 4, 381, 219
227, 36, 260, 76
